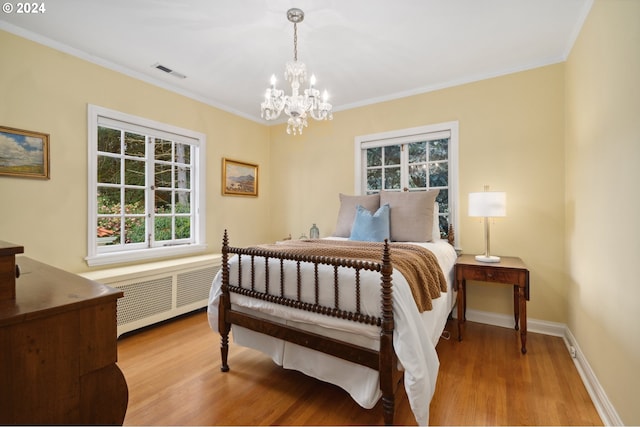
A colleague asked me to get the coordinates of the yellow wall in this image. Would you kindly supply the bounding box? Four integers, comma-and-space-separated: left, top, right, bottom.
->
0, 30, 272, 273
565, 0, 640, 424
269, 64, 567, 324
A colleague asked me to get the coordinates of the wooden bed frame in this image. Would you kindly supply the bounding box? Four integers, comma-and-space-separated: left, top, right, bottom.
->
218, 228, 454, 425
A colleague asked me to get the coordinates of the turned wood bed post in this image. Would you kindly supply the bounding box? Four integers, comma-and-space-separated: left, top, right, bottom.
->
219, 229, 231, 372
378, 240, 395, 425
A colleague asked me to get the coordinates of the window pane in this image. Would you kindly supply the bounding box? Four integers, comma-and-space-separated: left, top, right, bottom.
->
125, 159, 146, 186
154, 216, 172, 241
435, 188, 450, 239
97, 216, 121, 245
175, 192, 191, 213
367, 147, 382, 167
155, 190, 172, 214
155, 139, 173, 162
429, 162, 448, 187
155, 163, 172, 188
97, 127, 121, 154
97, 155, 120, 184
409, 141, 427, 163
124, 188, 145, 214
438, 215, 448, 238
408, 165, 427, 189
429, 139, 448, 161
384, 145, 401, 165
367, 169, 382, 192
175, 143, 190, 164
124, 132, 146, 158
436, 189, 449, 213
98, 187, 121, 214
175, 166, 190, 190
384, 166, 401, 189
124, 216, 145, 243
175, 216, 191, 239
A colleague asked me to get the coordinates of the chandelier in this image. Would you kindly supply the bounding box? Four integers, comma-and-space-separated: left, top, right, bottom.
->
260, 8, 333, 135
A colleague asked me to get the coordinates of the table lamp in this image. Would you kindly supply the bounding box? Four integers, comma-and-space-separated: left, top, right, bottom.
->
468, 186, 506, 262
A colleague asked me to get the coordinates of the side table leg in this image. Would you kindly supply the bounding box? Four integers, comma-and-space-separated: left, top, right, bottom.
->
513, 284, 520, 330
457, 279, 465, 341
463, 280, 467, 321
519, 285, 527, 354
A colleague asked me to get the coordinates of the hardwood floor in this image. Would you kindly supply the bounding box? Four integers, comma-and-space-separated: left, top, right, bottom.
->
431, 321, 602, 426
117, 310, 602, 426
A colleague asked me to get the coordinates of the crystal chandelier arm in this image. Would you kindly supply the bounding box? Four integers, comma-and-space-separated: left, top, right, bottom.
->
260, 77, 285, 120
309, 90, 332, 121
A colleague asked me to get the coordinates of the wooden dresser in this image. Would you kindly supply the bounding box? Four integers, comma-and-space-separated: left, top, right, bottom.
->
0, 241, 128, 424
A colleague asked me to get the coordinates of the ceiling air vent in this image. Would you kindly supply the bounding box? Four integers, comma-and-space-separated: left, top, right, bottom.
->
152, 63, 187, 79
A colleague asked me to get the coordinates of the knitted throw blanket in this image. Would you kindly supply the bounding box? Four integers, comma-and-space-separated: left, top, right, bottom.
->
252, 239, 447, 312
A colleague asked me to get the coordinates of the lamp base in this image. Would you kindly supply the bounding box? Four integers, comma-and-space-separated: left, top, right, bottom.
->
475, 255, 501, 263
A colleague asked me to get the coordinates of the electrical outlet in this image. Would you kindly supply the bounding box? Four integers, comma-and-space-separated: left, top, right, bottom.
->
569, 346, 577, 358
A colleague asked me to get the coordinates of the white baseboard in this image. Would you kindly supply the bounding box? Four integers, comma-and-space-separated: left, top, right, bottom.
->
451, 308, 566, 336
563, 328, 624, 426
451, 309, 622, 426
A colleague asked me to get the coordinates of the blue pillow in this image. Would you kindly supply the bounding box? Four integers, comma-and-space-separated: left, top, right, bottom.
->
349, 204, 390, 242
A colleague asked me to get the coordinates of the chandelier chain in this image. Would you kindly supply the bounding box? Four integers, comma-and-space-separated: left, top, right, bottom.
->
293, 22, 298, 62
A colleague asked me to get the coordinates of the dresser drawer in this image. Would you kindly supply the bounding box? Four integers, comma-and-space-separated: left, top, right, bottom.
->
461, 266, 521, 284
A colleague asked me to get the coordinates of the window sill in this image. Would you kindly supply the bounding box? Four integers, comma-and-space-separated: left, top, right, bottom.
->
85, 244, 208, 267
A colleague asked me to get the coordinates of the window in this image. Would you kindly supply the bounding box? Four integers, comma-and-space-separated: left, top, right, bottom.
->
354, 122, 459, 241
86, 105, 206, 266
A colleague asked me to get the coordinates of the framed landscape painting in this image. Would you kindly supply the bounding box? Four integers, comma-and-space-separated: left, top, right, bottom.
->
222, 158, 258, 197
0, 126, 50, 179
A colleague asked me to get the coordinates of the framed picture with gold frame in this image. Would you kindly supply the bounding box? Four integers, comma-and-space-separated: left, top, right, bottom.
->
222, 158, 258, 197
0, 126, 50, 179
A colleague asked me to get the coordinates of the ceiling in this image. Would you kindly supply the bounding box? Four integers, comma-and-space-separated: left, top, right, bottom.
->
1, 0, 592, 124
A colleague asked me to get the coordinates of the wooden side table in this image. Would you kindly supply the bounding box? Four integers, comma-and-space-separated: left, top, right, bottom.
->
455, 255, 530, 354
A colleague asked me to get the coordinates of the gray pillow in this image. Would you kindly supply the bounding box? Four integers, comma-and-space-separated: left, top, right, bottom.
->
379, 190, 439, 242
333, 193, 380, 237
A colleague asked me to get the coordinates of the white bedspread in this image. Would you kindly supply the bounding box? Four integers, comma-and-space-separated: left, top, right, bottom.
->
207, 238, 457, 425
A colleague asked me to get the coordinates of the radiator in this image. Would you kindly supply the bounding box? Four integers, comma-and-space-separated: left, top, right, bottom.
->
80, 254, 221, 336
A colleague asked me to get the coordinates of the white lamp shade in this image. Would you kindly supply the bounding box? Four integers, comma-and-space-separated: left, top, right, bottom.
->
468, 192, 506, 217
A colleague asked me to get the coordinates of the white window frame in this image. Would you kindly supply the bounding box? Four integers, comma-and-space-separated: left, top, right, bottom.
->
354, 121, 459, 247
86, 105, 207, 266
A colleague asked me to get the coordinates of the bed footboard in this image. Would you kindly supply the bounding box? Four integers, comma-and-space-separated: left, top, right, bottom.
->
218, 230, 400, 425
